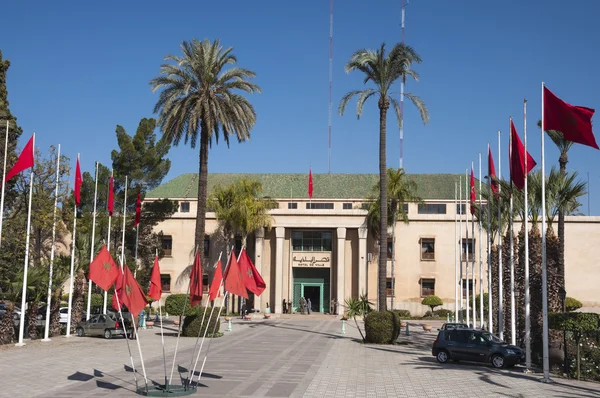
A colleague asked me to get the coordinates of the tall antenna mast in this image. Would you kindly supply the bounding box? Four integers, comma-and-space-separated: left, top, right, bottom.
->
399, 0, 407, 169
328, 0, 334, 174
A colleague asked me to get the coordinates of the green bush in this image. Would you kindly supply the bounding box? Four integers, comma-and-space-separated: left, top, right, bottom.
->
566, 297, 583, 312
421, 296, 443, 313
393, 309, 411, 319
549, 312, 599, 334
364, 311, 400, 344
165, 294, 199, 316
434, 309, 454, 318
182, 308, 221, 338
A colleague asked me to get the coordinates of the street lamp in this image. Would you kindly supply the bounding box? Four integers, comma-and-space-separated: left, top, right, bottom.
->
559, 286, 568, 376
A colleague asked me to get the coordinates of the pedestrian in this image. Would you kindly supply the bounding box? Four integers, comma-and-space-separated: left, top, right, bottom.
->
288, 298, 292, 314
282, 299, 287, 314
334, 298, 339, 315
138, 309, 146, 329
307, 298, 312, 315
300, 297, 306, 314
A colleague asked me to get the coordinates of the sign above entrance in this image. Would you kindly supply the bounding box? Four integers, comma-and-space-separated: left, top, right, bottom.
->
292, 252, 331, 268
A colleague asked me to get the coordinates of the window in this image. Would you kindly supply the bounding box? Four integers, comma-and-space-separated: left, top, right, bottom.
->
386, 277, 394, 296
161, 235, 173, 256
387, 238, 393, 259
292, 230, 333, 251
420, 238, 435, 260
204, 236, 210, 257
421, 279, 435, 297
180, 201, 190, 213
418, 203, 447, 214
461, 239, 475, 261
402, 203, 409, 214
462, 279, 475, 298
343, 203, 352, 210
456, 204, 466, 215
203, 274, 209, 292
160, 274, 171, 292
448, 330, 469, 343
288, 202, 298, 209
306, 202, 334, 209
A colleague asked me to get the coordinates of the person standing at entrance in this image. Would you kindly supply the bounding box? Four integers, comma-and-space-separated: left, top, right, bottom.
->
282, 299, 287, 314
307, 298, 312, 314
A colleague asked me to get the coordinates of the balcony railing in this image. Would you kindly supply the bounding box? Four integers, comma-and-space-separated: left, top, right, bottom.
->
421, 252, 435, 260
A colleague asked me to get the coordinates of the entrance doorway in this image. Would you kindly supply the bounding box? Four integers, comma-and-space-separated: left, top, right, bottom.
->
302, 284, 323, 313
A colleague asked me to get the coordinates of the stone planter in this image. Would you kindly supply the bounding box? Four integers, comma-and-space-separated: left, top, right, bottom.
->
224, 316, 231, 321
264, 314, 271, 319
173, 319, 180, 326
423, 324, 432, 332
401, 322, 407, 328
146, 321, 154, 328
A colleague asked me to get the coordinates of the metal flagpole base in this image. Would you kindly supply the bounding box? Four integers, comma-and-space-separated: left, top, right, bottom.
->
15, 342, 25, 347
540, 377, 553, 384
41, 338, 51, 342
136, 383, 197, 396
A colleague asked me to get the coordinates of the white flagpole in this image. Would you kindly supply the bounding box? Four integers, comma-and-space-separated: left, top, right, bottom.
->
120, 176, 128, 266
497, 131, 504, 341
66, 153, 80, 339
479, 153, 484, 328
103, 169, 113, 314
155, 250, 168, 388
487, 144, 493, 333
509, 118, 516, 346
465, 168, 470, 327
0, 120, 9, 248
134, 223, 139, 278
459, 176, 463, 322
524, 99, 532, 370
454, 181, 458, 321
42, 144, 61, 342
86, 162, 99, 320
15, 133, 35, 347
541, 82, 550, 381
471, 162, 476, 329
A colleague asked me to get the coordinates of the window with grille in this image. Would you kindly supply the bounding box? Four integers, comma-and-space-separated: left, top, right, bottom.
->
161, 235, 172, 256
292, 230, 333, 251
421, 238, 435, 260
421, 279, 435, 297
418, 203, 447, 214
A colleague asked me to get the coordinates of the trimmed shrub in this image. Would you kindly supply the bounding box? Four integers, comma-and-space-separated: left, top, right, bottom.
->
182, 308, 221, 338
364, 311, 401, 344
421, 296, 443, 313
566, 297, 583, 312
393, 309, 411, 319
165, 294, 199, 316
434, 309, 454, 318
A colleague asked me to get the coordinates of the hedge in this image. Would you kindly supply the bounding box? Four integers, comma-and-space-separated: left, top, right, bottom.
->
364, 311, 401, 344
182, 308, 221, 338
565, 297, 583, 312
393, 309, 411, 319
165, 294, 199, 316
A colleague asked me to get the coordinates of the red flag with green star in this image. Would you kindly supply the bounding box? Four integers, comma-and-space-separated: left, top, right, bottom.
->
238, 248, 266, 296
115, 265, 148, 315
88, 245, 120, 291
224, 251, 248, 299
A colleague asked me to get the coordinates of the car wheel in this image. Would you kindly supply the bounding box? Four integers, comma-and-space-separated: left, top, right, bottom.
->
491, 354, 505, 369
436, 350, 450, 364
104, 329, 112, 339
76, 327, 84, 337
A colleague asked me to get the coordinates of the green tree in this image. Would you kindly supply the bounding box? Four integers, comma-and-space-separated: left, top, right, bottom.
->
344, 294, 373, 342
339, 43, 428, 311
421, 295, 443, 313
150, 38, 261, 254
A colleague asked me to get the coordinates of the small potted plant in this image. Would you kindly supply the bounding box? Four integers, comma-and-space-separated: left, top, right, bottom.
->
423, 324, 432, 331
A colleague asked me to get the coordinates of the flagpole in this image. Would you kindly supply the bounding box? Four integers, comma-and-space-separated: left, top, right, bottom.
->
103, 169, 113, 314
479, 152, 484, 328
155, 250, 168, 389
465, 168, 470, 327
487, 144, 493, 333
15, 133, 35, 347
134, 223, 139, 278
66, 153, 80, 339
459, 175, 463, 322
509, 118, 516, 346
120, 176, 128, 266
86, 162, 99, 320
541, 82, 550, 381
42, 144, 61, 342
0, 120, 9, 248
471, 162, 476, 329
497, 130, 504, 341
454, 180, 458, 321
524, 99, 532, 370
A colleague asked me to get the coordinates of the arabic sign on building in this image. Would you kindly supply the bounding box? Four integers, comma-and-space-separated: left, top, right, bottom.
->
292, 252, 331, 268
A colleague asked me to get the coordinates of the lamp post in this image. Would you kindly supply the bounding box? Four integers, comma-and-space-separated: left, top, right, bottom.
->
559, 286, 568, 376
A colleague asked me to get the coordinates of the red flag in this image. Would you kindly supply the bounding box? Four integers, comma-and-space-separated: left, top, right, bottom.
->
5, 135, 34, 182
470, 167, 476, 215
543, 86, 598, 150
108, 176, 114, 216
238, 248, 266, 296
189, 251, 203, 307
208, 260, 223, 301
112, 273, 123, 311
488, 146, 498, 195
116, 266, 148, 315
510, 120, 536, 190
88, 245, 120, 291
74, 157, 82, 206
134, 191, 141, 227
308, 169, 313, 199
148, 256, 162, 301
224, 251, 249, 299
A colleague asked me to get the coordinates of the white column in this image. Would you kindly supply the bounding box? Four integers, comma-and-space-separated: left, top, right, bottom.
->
275, 227, 285, 314
254, 227, 265, 313
358, 227, 368, 296
336, 227, 347, 305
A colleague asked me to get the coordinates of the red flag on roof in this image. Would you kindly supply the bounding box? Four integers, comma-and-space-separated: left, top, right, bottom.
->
108, 176, 114, 216
488, 145, 498, 195
238, 248, 266, 296
148, 256, 162, 301
543, 85, 598, 150
189, 251, 203, 307
74, 157, 82, 206
134, 191, 141, 227
470, 167, 476, 215
5, 134, 34, 182
510, 119, 536, 190
224, 251, 248, 299
308, 169, 313, 199
208, 260, 223, 302
88, 245, 120, 291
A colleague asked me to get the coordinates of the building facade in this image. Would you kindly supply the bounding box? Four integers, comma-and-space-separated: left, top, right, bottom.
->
146, 173, 600, 316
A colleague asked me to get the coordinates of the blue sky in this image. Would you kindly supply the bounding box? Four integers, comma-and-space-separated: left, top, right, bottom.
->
2, 0, 600, 213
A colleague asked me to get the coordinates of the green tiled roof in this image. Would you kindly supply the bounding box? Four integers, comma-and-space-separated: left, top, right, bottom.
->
146, 173, 482, 200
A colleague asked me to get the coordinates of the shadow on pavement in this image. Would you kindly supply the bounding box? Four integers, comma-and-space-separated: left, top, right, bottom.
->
255, 321, 362, 343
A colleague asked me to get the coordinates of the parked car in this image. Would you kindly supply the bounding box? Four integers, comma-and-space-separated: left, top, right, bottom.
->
432, 328, 524, 368
438, 322, 469, 331
75, 312, 133, 339
58, 307, 86, 324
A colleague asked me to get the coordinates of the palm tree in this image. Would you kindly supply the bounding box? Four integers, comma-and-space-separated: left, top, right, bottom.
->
150, 39, 261, 252
339, 43, 429, 311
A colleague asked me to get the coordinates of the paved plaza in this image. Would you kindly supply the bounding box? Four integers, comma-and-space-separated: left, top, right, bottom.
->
0, 316, 599, 397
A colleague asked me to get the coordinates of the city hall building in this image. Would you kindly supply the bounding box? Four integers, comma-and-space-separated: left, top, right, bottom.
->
145, 173, 600, 316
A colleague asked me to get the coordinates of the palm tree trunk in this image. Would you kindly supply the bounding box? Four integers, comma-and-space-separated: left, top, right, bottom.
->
195, 123, 210, 252
378, 99, 389, 312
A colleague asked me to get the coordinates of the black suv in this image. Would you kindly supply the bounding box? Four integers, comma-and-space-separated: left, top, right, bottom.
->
432, 328, 524, 368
